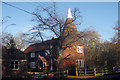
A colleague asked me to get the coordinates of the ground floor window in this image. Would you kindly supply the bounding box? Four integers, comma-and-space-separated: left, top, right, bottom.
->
30, 62, 36, 68
76, 59, 84, 67
10, 60, 19, 70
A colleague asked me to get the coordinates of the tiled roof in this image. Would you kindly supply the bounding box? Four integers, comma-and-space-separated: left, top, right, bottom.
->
62, 18, 78, 37
2, 47, 26, 60
24, 38, 59, 53
61, 18, 82, 46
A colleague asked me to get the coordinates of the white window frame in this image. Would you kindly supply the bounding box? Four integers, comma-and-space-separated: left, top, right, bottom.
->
77, 46, 83, 53
76, 59, 84, 67
30, 62, 36, 69
10, 60, 19, 70
31, 52, 35, 58
45, 50, 50, 55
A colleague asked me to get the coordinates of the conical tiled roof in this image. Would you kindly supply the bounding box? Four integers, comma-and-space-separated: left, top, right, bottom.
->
62, 18, 78, 36
61, 8, 82, 46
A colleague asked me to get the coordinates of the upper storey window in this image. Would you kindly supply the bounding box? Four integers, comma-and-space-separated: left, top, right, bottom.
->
31, 52, 35, 58
77, 46, 83, 53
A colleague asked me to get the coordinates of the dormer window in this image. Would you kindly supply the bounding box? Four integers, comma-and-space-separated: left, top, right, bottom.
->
31, 52, 35, 58
77, 46, 83, 53
44, 50, 50, 56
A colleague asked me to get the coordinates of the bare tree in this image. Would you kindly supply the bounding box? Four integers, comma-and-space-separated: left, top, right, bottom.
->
14, 33, 29, 51
112, 22, 120, 43
79, 30, 101, 68
30, 2, 82, 42
2, 32, 28, 51
25, 3, 85, 72
2, 32, 13, 47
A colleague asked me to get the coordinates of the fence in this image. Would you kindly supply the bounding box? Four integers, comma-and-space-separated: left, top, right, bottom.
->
76, 66, 120, 76
26, 66, 120, 78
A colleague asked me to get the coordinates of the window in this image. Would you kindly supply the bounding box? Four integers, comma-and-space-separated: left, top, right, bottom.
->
76, 59, 84, 67
10, 60, 19, 70
45, 50, 50, 55
31, 53, 35, 58
30, 62, 36, 68
77, 46, 83, 53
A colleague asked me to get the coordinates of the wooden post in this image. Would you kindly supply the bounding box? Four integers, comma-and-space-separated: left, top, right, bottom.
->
51, 58, 53, 71
84, 68, 86, 76
94, 68, 96, 76
76, 67, 78, 76
102, 69, 104, 75
67, 69, 68, 75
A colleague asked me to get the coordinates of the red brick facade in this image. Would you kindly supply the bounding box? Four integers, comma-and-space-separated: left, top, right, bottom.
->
2, 47, 27, 78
